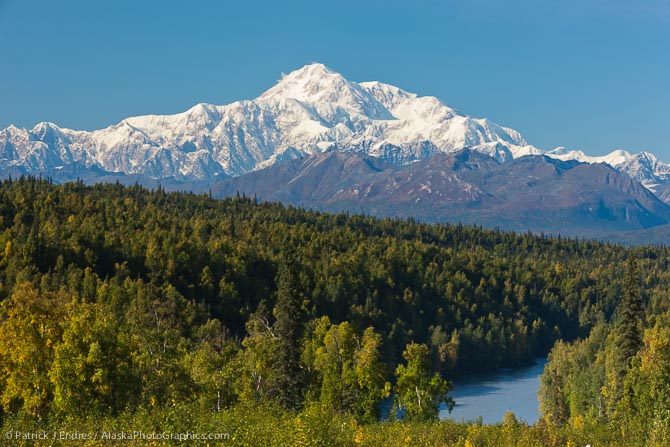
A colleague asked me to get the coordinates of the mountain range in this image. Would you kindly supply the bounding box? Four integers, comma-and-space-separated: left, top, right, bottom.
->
2, 63, 670, 241
210, 150, 670, 236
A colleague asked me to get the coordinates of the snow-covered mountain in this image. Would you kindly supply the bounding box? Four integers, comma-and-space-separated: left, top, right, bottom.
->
1, 62, 669, 196
0, 63, 539, 180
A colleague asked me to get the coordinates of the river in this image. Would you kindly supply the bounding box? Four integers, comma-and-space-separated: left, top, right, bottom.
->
440, 357, 547, 424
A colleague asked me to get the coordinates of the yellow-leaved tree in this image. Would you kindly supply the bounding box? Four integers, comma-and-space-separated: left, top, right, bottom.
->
0, 283, 67, 419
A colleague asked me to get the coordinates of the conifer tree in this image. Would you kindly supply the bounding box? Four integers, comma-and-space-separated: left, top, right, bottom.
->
604, 256, 644, 417
271, 244, 306, 409
617, 256, 644, 362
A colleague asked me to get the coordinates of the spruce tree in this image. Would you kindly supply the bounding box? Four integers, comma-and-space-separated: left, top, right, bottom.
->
604, 256, 644, 417
271, 245, 306, 409
617, 256, 644, 361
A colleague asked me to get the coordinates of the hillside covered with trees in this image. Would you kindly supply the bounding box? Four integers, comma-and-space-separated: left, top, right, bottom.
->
1, 177, 669, 445
539, 255, 670, 445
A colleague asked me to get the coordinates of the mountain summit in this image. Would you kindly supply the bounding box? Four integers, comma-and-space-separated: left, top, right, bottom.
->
257, 63, 393, 120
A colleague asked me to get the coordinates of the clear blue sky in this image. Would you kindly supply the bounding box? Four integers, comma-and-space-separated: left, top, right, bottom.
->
1, 0, 669, 158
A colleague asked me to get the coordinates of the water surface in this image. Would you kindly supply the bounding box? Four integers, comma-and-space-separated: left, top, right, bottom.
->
441, 358, 547, 424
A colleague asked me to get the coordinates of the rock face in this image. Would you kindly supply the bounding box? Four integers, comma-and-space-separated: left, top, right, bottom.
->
211, 150, 670, 235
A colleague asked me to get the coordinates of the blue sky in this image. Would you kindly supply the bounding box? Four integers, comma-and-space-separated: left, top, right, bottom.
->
1, 0, 668, 158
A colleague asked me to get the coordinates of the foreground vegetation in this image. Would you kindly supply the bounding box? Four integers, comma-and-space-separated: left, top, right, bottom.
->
0, 178, 669, 445
0, 402, 643, 446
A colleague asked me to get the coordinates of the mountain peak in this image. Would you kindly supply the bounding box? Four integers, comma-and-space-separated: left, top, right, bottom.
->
290, 62, 336, 77
31, 121, 63, 134
257, 63, 393, 119
258, 63, 344, 102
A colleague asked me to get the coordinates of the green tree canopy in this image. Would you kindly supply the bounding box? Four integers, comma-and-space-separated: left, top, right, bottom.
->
393, 342, 453, 422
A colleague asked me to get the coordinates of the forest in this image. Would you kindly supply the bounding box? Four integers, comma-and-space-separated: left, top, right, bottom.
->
0, 177, 669, 446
